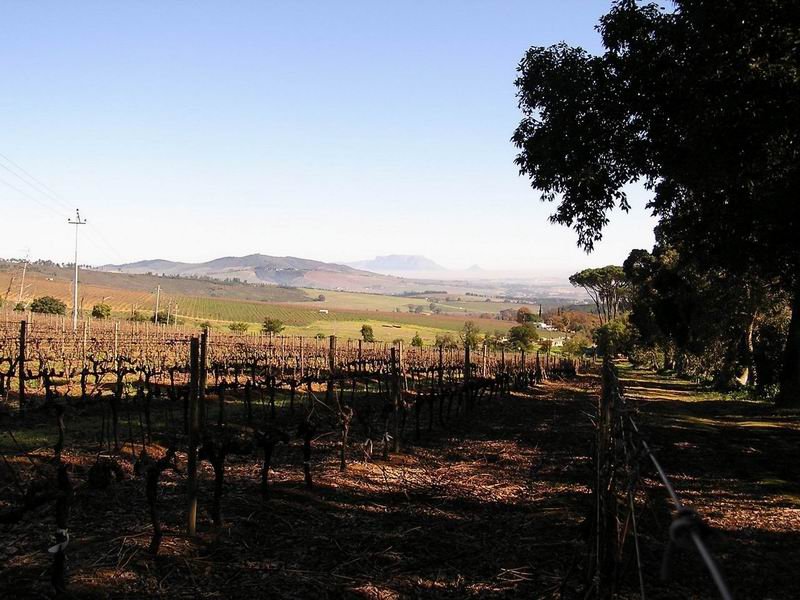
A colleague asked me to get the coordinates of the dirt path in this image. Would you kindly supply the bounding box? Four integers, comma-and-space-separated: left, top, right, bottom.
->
619, 367, 800, 600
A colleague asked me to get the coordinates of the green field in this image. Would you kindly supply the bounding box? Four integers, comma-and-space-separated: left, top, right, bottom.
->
2, 262, 567, 344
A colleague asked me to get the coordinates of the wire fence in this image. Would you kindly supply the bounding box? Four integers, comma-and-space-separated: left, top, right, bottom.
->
591, 358, 733, 599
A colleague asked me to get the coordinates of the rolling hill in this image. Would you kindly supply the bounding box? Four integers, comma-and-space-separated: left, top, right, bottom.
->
101, 254, 419, 293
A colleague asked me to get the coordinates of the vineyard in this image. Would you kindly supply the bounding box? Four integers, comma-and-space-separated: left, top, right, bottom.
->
0, 315, 585, 597
1, 316, 798, 598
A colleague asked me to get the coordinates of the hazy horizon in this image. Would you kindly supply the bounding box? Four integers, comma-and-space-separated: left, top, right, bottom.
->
1, 1, 656, 272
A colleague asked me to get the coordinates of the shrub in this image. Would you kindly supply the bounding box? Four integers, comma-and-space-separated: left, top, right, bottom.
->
508, 323, 539, 351
435, 333, 458, 349
30, 296, 67, 315
361, 324, 375, 342
91, 302, 112, 320
229, 321, 249, 333
563, 333, 593, 357
593, 319, 632, 357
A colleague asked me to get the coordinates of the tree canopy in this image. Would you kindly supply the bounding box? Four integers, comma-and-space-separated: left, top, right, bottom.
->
508, 323, 539, 351
514, 0, 800, 403
569, 266, 627, 325
261, 317, 285, 335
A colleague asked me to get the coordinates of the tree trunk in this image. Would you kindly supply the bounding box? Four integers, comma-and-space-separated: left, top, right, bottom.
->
736, 313, 757, 388
778, 280, 800, 407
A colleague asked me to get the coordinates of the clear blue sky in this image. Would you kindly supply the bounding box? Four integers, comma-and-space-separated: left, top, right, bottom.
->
1, 0, 656, 276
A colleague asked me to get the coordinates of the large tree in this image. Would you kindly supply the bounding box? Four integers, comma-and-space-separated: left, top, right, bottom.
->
513, 0, 800, 404
569, 266, 627, 325
624, 246, 782, 388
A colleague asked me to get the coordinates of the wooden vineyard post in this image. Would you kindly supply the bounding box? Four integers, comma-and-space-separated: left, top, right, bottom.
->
398, 339, 405, 391
299, 338, 304, 380
18, 320, 26, 410
327, 335, 336, 402
464, 343, 471, 411
438, 344, 444, 390
482, 343, 487, 378
391, 346, 401, 452
187, 336, 200, 537
199, 329, 208, 432
280, 336, 286, 378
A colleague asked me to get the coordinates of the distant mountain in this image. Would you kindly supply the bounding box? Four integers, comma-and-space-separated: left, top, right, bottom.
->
102, 253, 407, 293
348, 255, 446, 273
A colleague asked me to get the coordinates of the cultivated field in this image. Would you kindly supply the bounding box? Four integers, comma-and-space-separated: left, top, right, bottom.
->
1, 263, 565, 343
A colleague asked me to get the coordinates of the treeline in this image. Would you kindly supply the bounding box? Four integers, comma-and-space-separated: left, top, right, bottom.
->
569, 260, 791, 399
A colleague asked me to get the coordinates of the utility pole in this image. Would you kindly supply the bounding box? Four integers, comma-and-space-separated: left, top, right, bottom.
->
16, 252, 30, 304
67, 209, 86, 331
153, 285, 161, 324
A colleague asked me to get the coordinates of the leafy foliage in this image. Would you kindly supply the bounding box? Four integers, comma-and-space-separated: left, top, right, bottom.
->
261, 317, 285, 335
514, 0, 800, 402
30, 296, 66, 315
508, 323, 539, 351
91, 303, 112, 320
569, 266, 627, 325
360, 324, 375, 342
435, 333, 458, 349
562, 334, 592, 357
460, 321, 481, 350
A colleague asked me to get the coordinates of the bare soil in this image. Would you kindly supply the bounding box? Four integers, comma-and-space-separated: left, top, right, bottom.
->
1, 371, 798, 599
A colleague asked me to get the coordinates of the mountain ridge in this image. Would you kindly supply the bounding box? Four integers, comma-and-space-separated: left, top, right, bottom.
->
347, 254, 446, 273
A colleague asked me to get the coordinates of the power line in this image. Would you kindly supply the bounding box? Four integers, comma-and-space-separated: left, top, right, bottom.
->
0, 175, 68, 220
0, 152, 129, 264
0, 152, 73, 213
